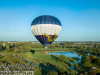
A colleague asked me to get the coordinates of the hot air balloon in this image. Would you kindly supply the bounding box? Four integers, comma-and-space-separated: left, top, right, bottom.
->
31, 15, 62, 53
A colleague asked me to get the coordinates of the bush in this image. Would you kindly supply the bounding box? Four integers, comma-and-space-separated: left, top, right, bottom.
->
59, 68, 65, 74
90, 55, 97, 63
59, 55, 65, 62
74, 63, 78, 69
83, 61, 92, 68
95, 58, 100, 66
88, 69, 96, 75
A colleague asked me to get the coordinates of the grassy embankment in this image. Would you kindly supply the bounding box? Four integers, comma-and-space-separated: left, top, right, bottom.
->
16, 51, 78, 72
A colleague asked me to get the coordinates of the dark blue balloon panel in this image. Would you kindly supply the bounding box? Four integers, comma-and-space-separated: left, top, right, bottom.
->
31, 15, 62, 26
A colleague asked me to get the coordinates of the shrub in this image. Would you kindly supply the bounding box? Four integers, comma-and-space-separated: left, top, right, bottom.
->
59, 68, 65, 74
59, 55, 65, 62
74, 63, 78, 69
88, 69, 96, 75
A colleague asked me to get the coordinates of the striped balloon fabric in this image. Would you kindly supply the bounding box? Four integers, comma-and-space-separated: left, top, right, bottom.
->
31, 15, 62, 49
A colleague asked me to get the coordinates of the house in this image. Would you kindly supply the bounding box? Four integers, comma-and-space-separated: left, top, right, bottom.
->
2, 43, 6, 48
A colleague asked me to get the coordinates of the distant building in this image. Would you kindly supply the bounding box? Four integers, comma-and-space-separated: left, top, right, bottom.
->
8, 42, 11, 43
2, 43, 6, 48
85, 46, 88, 47
11, 44, 14, 47
8, 41, 18, 43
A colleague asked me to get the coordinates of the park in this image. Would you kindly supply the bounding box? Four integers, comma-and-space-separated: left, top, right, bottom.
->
0, 41, 100, 75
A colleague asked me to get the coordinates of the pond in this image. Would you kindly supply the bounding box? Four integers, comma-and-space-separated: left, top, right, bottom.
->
47, 52, 82, 69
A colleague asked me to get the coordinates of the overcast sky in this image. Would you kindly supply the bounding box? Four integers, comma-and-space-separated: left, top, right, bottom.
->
0, 0, 100, 41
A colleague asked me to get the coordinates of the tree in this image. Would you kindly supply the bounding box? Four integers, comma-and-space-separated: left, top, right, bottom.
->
75, 46, 79, 49
60, 74, 66, 75
90, 55, 96, 63
4, 43, 10, 48
65, 64, 68, 69
21, 46, 31, 51
74, 63, 78, 69
75, 71, 78, 75
95, 58, 100, 66
88, 69, 96, 75
10, 44, 12, 48
70, 62, 72, 66
96, 68, 100, 74
58, 68, 65, 74
48, 45, 55, 48
77, 49, 80, 52
14, 43, 18, 47
62, 45, 66, 48
5, 46, 9, 51
80, 74, 84, 75
47, 70, 58, 75
67, 66, 69, 69
59, 55, 65, 62
71, 42, 75, 45
84, 57, 92, 68
0, 43, 2, 49
84, 57, 91, 62
72, 73, 75, 75
7, 48, 14, 52
59, 45, 62, 48
84, 61, 92, 68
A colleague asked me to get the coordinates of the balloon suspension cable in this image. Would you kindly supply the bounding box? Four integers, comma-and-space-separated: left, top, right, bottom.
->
45, 47, 47, 51
45, 46, 48, 53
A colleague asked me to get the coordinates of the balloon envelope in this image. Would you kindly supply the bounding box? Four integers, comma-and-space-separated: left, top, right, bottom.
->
31, 15, 62, 49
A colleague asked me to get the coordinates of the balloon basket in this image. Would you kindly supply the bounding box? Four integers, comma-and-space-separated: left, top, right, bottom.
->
45, 50, 48, 53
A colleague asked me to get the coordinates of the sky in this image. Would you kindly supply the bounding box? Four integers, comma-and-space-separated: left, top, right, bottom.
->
0, 0, 100, 41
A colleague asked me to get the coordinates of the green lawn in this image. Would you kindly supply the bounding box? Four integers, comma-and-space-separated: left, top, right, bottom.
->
0, 55, 6, 60
16, 52, 78, 69
0, 49, 82, 74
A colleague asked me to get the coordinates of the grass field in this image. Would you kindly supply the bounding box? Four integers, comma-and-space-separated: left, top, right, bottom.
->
16, 51, 78, 69
0, 48, 84, 75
